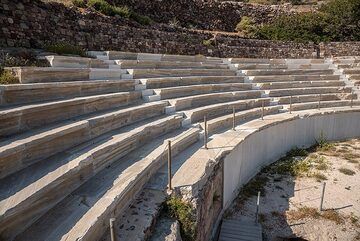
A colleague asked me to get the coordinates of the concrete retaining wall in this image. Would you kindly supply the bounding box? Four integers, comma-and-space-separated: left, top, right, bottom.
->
223, 111, 360, 208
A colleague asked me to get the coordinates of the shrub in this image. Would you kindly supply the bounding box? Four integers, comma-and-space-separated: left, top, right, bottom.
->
165, 197, 196, 241
45, 42, 87, 57
72, 0, 86, 8
130, 12, 152, 25
235, 16, 256, 37
254, 0, 360, 43
0, 68, 19, 85
86, 0, 151, 24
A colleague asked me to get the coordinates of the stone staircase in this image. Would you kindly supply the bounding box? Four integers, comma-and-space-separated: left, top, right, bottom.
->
0, 51, 359, 241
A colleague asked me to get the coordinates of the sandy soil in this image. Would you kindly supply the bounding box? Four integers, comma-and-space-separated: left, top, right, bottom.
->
227, 138, 360, 241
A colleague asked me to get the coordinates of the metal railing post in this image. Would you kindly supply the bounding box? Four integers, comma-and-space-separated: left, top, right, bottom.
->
318, 94, 322, 110
261, 100, 265, 120
255, 191, 260, 223
232, 106, 236, 131
351, 90, 354, 108
110, 218, 116, 241
167, 140, 172, 191
204, 116, 208, 149
289, 95, 292, 114
320, 182, 326, 211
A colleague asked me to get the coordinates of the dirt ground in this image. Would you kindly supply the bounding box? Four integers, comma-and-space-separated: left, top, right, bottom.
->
226, 138, 360, 241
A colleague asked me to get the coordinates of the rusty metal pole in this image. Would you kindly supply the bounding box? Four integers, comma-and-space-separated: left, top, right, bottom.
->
110, 218, 116, 241
320, 182, 326, 211
204, 116, 208, 149
167, 140, 172, 191
232, 106, 236, 131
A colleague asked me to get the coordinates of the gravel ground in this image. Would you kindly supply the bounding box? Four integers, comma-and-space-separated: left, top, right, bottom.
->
226, 138, 360, 241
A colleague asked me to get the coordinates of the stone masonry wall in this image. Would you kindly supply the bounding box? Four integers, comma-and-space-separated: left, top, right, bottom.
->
109, 0, 300, 32
0, 0, 359, 58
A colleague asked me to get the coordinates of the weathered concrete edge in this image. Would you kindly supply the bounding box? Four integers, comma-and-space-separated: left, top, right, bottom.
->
173, 107, 360, 240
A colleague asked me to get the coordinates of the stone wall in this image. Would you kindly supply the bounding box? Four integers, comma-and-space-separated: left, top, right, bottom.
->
0, 0, 358, 58
109, 0, 300, 31
0, 0, 317, 58
320, 42, 360, 57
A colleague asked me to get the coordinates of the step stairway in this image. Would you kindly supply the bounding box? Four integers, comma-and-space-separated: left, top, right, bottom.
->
218, 218, 263, 241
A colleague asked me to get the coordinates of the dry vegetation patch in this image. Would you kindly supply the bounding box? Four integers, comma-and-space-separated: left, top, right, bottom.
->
227, 138, 360, 240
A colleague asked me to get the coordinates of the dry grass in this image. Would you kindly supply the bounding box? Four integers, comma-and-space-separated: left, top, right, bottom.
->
288, 207, 345, 224
338, 167, 356, 176
311, 172, 327, 182
322, 210, 344, 224
287, 207, 321, 220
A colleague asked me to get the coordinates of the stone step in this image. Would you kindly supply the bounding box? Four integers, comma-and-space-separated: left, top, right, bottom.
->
286, 63, 330, 70
277, 93, 355, 105
204, 106, 283, 134
0, 101, 168, 179
290, 99, 360, 111
94, 51, 223, 63
10, 67, 130, 84
0, 114, 184, 241
250, 74, 340, 83
46, 55, 109, 68
154, 83, 253, 99
183, 98, 272, 123
168, 90, 263, 111
268, 86, 352, 97
219, 219, 262, 241
0, 91, 142, 137
14, 126, 199, 241
230, 58, 324, 65
245, 69, 333, 76
344, 68, 360, 75
229, 58, 285, 64
234, 63, 288, 70
128, 68, 236, 79
0, 80, 136, 107
114, 59, 229, 69
257, 80, 344, 90
143, 76, 245, 89
348, 74, 360, 81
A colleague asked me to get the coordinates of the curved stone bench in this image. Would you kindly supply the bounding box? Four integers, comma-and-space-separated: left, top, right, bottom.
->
245, 69, 333, 76
0, 80, 136, 107
257, 80, 344, 90
183, 98, 272, 123
0, 101, 168, 179
143, 76, 245, 89
114, 60, 229, 69
128, 68, 237, 79
250, 74, 340, 83
0, 114, 183, 241
14, 127, 200, 241
154, 83, 253, 99
268, 86, 351, 97
168, 90, 263, 111
0, 91, 142, 137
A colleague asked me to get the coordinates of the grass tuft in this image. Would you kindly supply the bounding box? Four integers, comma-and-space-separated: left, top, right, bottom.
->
165, 196, 196, 241
338, 167, 356, 176
0, 69, 19, 84
45, 42, 87, 57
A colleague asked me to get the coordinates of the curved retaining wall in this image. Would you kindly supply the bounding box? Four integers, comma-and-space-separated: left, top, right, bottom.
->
223, 109, 360, 208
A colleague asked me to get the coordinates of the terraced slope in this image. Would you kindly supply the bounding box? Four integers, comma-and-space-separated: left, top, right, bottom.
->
0, 51, 358, 241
